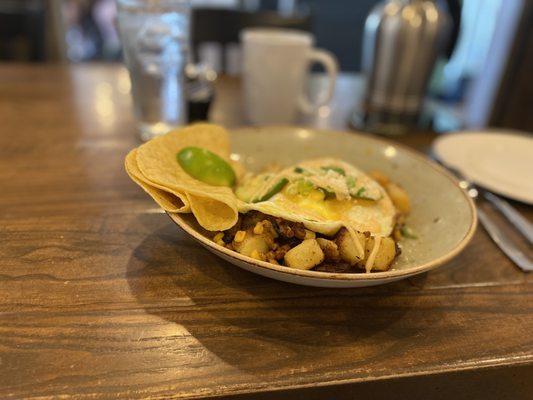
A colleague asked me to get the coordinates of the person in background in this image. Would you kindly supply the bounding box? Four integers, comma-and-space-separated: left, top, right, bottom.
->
63, 0, 120, 62
93, 0, 121, 60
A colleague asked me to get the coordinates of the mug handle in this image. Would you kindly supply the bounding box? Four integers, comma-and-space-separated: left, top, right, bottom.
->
299, 49, 338, 114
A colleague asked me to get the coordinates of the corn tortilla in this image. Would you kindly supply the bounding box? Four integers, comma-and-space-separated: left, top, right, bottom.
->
135, 124, 238, 231
125, 149, 190, 213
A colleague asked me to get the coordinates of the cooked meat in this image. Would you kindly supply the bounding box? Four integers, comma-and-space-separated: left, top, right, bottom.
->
265, 244, 291, 263
316, 238, 340, 262
276, 220, 294, 238
274, 217, 306, 239
292, 224, 307, 240
314, 262, 355, 273
241, 211, 267, 230
222, 215, 242, 243
278, 235, 302, 248
216, 207, 401, 274
258, 219, 278, 239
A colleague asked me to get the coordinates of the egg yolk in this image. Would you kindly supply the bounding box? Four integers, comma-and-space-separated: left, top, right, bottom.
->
281, 188, 353, 221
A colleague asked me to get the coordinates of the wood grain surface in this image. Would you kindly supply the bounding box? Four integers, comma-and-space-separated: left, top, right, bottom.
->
0, 64, 532, 399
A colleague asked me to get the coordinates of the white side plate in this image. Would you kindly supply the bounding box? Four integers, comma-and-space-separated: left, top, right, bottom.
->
433, 130, 533, 204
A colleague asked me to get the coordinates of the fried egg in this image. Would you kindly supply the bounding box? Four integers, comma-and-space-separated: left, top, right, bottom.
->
236, 158, 397, 237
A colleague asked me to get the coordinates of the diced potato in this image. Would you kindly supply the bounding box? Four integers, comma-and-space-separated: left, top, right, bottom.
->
284, 239, 324, 270
233, 231, 270, 257
385, 182, 410, 214
335, 228, 366, 265
365, 236, 397, 271
316, 238, 340, 262
250, 249, 264, 261
304, 229, 316, 240
369, 170, 390, 187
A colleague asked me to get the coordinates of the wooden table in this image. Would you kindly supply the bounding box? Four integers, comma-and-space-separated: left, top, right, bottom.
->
1, 64, 532, 399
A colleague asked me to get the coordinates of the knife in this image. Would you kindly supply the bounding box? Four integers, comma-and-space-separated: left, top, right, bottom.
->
477, 208, 533, 271
438, 162, 533, 272
483, 191, 533, 245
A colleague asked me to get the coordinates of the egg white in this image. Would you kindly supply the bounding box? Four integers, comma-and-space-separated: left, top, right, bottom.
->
237, 158, 397, 237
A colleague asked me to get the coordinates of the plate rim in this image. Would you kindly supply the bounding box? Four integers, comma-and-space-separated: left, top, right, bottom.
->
168, 126, 478, 282
432, 130, 533, 204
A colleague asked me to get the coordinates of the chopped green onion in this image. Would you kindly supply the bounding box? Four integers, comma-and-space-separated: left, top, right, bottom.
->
400, 225, 418, 239
318, 187, 336, 199
350, 186, 375, 201
296, 179, 314, 195
346, 175, 356, 188
253, 178, 288, 203
321, 166, 345, 176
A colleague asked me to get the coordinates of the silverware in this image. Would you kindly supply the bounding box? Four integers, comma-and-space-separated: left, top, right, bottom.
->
476, 209, 533, 271
483, 192, 533, 244
445, 166, 533, 271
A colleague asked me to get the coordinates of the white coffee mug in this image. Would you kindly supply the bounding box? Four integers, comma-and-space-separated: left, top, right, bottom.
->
241, 28, 338, 125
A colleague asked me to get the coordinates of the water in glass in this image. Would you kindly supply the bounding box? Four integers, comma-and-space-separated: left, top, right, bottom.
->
117, 0, 190, 141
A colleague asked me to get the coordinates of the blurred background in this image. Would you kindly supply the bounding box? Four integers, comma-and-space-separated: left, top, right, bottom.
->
1, 0, 531, 132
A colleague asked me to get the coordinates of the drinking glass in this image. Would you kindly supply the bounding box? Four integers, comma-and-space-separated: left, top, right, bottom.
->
117, 0, 191, 141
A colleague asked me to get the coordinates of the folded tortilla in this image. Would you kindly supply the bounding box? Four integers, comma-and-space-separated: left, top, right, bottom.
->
128, 123, 239, 231
125, 148, 190, 213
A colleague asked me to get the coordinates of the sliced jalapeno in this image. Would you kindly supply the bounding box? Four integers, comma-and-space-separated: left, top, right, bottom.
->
253, 178, 288, 202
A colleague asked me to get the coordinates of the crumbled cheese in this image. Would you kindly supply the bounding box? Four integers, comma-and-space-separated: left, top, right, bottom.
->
307, 170, 351, 201
345, 224, 365, 259
365, 236, 382, 273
